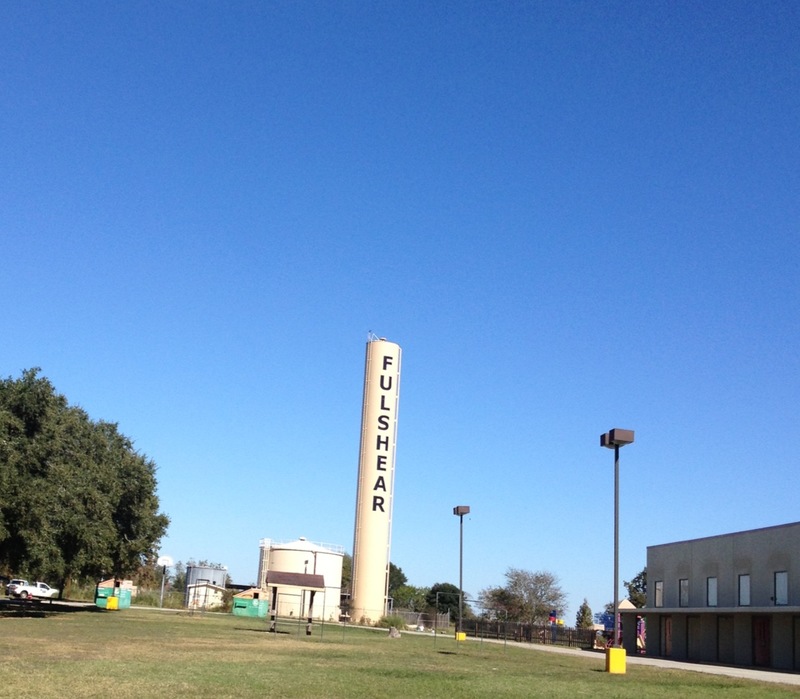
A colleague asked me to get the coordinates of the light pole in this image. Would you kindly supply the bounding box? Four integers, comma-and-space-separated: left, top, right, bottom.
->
600, 428, 634, 648
156, 555, 173, 608
453, 505, 470, 638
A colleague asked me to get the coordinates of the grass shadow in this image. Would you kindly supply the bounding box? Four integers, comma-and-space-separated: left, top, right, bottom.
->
0, 599, 98, 618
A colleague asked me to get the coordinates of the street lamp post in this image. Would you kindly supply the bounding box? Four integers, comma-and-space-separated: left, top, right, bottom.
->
453, 505, 470, 638
156, 555, 173, 608
600, 428, 634, 648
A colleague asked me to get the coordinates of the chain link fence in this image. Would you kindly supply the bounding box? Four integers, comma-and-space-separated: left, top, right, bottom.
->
462, 616, 596, 649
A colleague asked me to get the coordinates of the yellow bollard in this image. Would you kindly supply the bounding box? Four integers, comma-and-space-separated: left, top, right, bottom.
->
605, 646, 626, 674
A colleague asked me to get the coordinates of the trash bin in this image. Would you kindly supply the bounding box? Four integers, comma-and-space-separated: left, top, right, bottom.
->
95, 583, 132, 610
115, 588, 132, 609
232, 596, 269, 618
95, 586, 114, 609
605, 647, 626, 674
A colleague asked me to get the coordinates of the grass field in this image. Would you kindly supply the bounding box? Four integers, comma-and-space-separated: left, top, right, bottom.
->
1, 603, 798, 698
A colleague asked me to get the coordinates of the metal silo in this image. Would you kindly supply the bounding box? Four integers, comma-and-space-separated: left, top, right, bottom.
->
186, 564, 228, 588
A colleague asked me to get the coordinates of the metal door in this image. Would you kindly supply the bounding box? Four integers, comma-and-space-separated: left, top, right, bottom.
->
661, 616, 672, 657
753, 617, 771, 667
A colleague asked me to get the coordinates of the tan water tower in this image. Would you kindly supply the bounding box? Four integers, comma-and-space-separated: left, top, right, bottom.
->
350, 336, 402, 623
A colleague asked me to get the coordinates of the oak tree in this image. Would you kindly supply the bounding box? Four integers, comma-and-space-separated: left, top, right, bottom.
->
0, 369, 169, 595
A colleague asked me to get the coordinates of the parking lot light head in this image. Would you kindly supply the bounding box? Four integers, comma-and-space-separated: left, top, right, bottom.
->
601, 429, 634, 449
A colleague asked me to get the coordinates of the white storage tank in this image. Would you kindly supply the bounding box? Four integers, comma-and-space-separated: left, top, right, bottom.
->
258, 537, 344, 621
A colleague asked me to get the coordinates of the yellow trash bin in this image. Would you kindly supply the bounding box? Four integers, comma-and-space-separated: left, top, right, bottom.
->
106, 596, 119, 610
605, 647, 626, 674
455, 632, 466, 642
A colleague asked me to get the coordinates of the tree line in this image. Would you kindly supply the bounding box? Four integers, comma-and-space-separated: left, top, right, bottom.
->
0, 369, 169, 596
348, 550, 647, 629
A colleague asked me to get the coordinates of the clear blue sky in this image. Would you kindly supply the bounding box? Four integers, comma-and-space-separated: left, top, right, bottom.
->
2, 1, 798, 622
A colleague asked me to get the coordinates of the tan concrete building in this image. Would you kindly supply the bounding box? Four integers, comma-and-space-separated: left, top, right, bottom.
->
623, 522, 800, 671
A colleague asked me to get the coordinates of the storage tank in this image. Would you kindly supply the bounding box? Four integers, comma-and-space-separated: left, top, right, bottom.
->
258, 537, 344, 621
186, 564, 228, 588
351, 336, 401, 624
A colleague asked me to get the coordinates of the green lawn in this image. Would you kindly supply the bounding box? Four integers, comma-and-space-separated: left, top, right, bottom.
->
0, 604, 797, 698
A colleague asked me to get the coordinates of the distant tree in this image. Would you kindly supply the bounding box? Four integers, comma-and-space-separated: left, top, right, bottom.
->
426, 582, 464, 620
339, 555, 404, 599
388, 562, 407, 595
341, 553, 352, 594
478, 568, 566, 624
172, 561, 186, 592
0, 369, 169, 597
575, 599, 593, 629
624, 568, 647, 608
477, 585, 525, 620
392, 584, 429, 611
219, 588, 235, 612
131, 558, 162, 589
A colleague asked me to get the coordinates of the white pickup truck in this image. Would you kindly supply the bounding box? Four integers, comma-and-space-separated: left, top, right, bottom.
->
9, 582, 59, 600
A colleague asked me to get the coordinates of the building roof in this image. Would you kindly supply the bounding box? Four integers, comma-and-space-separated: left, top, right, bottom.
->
266, 571, 326, 591
97, 578, 134, 589
647, 520, 800, 550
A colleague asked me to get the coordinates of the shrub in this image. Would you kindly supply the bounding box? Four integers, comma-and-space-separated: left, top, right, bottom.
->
376, 614, 407, 629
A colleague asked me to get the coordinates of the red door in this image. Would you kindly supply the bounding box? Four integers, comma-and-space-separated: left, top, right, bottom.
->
661, 616, 672, 657
753, 617, 771, 667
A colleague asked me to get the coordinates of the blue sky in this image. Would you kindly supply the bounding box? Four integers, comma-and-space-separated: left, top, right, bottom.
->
2, 1, 798, 621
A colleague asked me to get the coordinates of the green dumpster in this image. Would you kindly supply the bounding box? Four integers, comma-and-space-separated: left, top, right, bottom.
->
232, 596, 269, 618
95, 584, 132, 610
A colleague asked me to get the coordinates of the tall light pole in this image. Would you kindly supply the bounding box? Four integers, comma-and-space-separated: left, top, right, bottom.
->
157, 555, 173, 608
453, 505, 470, 638
600, 429, 634, 647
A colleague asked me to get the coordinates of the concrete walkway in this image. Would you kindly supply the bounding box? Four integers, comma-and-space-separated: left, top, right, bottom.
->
625, 652, 800, 687
474, 637, 800, 688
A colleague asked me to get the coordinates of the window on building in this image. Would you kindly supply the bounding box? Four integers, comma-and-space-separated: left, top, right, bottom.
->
738, 574, 750, 606
654, 580, 663, 608
775, 571, 788, 606
679, 578, 689, 607
707, 577, 718, 607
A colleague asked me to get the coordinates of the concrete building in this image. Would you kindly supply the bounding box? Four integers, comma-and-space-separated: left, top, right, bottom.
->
186, 581, 226, 610
623, 522, 800, 671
